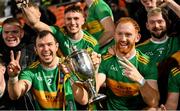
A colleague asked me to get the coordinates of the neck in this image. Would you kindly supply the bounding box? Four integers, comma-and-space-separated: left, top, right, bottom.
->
115, 48, 136, 60
71, 30, 83, 40
41, 56, 59, 69
151, 34, 167, 42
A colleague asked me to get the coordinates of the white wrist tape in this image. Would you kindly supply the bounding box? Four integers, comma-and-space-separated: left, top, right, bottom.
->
139, 77, 146, 86
9, 76, 18, 84
0, 90, 4, 98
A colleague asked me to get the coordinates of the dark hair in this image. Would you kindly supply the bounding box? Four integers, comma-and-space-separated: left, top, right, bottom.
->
35, 30, 57, 44
64, 5, 83, 14
2, 17, 23, 28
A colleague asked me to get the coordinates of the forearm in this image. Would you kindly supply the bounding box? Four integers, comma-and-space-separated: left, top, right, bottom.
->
32, 21, 51, 32
99, 17, 115, 47
8, 77, 26, 100
139, 82, 159, 107
72, 83, 88, 105
0, 78, 5, 98
99, 31, 114, 47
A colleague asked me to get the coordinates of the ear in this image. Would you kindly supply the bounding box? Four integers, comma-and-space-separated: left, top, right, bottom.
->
135, 33, 141, 43
56, 43, 59, 51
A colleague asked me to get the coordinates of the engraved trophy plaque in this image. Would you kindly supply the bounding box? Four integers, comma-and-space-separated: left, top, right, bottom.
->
66, 46, 106, 103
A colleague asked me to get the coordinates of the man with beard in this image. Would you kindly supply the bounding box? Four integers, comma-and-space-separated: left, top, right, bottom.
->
136, 7, 180, 106
7, 30, 89, 110
137, 7, 180, 63
95, 17, 159, 110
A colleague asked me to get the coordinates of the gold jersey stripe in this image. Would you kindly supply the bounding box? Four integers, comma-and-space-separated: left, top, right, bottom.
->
102, 53, 113, 60
83, 34, 97, 46
29, 61, 40, 69
172, 67, 180, 76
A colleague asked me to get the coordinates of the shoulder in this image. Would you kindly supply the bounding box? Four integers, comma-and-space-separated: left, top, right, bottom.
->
136, 39, 151, 48
83, 31, 98, 46
28, 60, 41, 69
102, 52, 114, 61
136, 50, 151, 65
170, 67, 180, 77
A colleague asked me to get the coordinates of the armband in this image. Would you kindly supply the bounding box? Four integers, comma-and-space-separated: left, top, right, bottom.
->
0, 90, 4, 98
139, 77, 146, 86
9, 76, 18, 84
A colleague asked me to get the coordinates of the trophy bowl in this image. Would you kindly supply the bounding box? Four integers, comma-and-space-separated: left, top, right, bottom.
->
66, 46, 106, 103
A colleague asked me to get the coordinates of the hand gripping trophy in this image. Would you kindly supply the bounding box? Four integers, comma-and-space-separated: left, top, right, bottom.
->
66, 46, 106, 103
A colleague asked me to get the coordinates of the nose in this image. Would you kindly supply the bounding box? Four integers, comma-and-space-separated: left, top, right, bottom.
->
43, 45, 49, 51
120, 34, 126, 41
70, 19, 76, 25
154, 22, 160, 28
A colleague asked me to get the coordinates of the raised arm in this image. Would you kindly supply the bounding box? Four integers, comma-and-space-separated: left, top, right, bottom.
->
159, 0, 180, 18
17, 1, 51, 32
7, 51, 31, 100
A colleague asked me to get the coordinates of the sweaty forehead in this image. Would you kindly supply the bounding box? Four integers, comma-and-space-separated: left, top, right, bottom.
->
116, 22, 135, 31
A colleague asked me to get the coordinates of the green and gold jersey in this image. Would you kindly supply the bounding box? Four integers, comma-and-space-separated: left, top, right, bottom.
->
85, 0, 113, 40
50, 26, 99, 56
168, 67, 180, 93
19, 59, 76, 110
136, 36, 180, 63
98, 49, 158, 110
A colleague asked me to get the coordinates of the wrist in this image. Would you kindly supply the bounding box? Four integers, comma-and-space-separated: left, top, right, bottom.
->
9, 76, 18, 84
138, 77, 146, 87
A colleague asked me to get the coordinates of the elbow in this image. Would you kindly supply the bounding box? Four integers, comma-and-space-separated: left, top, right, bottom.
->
148, 98, 159, 107
148, 92, 160, 107
9, 93, 20, 100
78, 97, 88, 105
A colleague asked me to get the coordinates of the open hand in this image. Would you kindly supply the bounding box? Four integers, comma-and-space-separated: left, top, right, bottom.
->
117, 56, 144, 84
7, 51, 21, 77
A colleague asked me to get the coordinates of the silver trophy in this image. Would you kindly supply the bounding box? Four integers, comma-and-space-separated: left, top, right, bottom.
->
66, 46, 106, 103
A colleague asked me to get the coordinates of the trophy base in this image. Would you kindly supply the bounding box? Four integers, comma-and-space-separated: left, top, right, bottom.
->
89, 94, 106, 104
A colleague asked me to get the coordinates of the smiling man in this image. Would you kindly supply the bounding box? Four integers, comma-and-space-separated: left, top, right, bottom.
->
7, 30, 89, 110
0, 18, 36, 110
20, 3, 99, 57
96, 17, 159, 110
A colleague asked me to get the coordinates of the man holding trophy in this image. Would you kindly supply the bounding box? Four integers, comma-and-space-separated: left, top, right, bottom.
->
95, 17, 160, 110
14, 0, 102, 110
7, 30, 95, 110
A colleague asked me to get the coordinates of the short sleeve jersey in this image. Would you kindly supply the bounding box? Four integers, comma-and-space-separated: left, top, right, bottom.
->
19, 60, 66, 110
50, 26, 99, 56
85, 0, 113, 40
168, 67, 180, 93
98, 49, 158, 110
136, 36, 180, 63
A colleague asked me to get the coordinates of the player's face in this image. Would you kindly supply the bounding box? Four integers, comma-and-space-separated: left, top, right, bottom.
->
147, 13, 167, 39
114, 22, 139, 55
141, 0, 157, 11
64, 11, 84, 35
35, 34, 59, 66
2, 24, 24, 47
